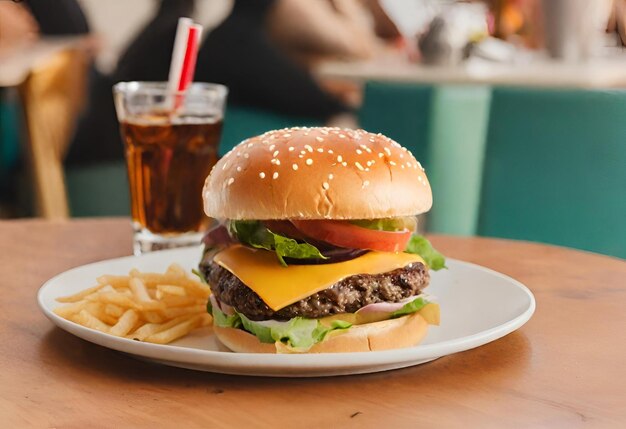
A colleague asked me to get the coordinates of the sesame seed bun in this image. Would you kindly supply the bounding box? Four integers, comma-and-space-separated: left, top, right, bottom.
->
203, 127, 432, 220
213, 312, 430, 354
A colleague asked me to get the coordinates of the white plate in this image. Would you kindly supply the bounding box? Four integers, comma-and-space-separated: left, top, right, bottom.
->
38, 247, 535, 377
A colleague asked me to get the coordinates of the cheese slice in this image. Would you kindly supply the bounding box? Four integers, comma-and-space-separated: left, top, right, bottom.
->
213, 245, 425, 311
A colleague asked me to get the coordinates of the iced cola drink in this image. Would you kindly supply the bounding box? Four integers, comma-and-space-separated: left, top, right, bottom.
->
114, 82, 228, 254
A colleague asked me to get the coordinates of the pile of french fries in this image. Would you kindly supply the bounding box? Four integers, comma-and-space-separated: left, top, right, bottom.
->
54, 264, 212, 344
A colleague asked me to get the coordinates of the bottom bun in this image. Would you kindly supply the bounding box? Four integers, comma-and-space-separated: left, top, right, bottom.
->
213, 312, 429, 354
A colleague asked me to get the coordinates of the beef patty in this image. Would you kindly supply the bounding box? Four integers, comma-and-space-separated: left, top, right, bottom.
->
200, 257, 430, 321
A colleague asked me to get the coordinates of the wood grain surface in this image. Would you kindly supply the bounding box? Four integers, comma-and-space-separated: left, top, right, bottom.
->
0, 218, 624, 428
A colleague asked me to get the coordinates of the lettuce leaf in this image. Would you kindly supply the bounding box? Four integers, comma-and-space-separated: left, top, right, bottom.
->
192, 268, 208, 285
228, 220, 326, 266
212, 304, 242, 329
405, 235, 446, 271
390, 296, 429, 318
350, 217, 416, 232
212, 305, 352, 350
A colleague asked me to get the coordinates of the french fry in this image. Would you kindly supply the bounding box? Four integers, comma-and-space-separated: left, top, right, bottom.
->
161, 305, 206, 319
96, 275, 130, 289
56, 265, 212, 344
73, 309, 110, 333
159, 295, 201, 308
166, 263, 187, 277
156, 284, 187, 299
54, 301, 89, 318
142, 311, 166, 324
104, 304, 124, 318
129, 314, 196, 341
110, 309, 139, 336
56, 284, 105, 303
144, 314, 205, 344
88, 304, 118, 325
129, 277, 153, 303
86, 291, 140, 309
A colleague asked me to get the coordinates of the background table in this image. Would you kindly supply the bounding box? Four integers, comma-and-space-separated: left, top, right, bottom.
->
1, 218, 624, 428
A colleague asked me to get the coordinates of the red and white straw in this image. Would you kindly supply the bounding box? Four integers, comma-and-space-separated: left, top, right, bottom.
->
168, 17, 203, 108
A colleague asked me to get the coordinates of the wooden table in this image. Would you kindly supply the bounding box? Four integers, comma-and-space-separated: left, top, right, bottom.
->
1, 218, 625, 428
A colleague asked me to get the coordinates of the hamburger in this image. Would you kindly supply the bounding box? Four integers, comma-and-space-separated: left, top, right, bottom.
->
198, 127, 445, 353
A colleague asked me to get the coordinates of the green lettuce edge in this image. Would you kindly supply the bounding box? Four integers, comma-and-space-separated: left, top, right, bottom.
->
210, 295, 431, 351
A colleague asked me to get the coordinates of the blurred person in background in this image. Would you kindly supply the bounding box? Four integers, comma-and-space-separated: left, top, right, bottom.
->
0, 1, 39, 52
0, 0, 93, 217
607, 0, 626, 45
66, 0, 397, 166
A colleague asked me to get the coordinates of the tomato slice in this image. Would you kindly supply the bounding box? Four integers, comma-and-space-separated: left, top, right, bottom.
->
291, 220, 411, 252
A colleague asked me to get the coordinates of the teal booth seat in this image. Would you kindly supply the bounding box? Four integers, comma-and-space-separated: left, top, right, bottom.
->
359, 82, 492, 235
478, 88, 626, 259
218, 106, 320, 155
66, 106, 321, 217
358, 82, 432, 162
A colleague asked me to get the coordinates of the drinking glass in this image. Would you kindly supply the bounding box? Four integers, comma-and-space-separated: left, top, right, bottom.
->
113, 81, 228, 255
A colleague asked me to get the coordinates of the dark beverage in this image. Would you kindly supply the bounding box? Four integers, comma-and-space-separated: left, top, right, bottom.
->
120, 115, 222, 234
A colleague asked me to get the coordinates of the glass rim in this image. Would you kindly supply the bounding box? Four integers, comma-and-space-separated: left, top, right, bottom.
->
113, 81, 228, 97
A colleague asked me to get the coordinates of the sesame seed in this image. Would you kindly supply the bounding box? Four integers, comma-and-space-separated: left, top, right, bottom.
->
247, 143, 254, 148
269, 144, 276, 151
305, 145, 313, 153
339, 134, 346, 139
400, 153, 404, 158
406, 162, 411, 167
317, 148, 324, 153
289, 147, 295, 152
322, 182, 330, 190
328, 149, 334, 154
273, 172, 279, 179
222, 161, 229, 170
378, 153, 384, 158
306, 159, 313, 166
273, 150, 279, 157
356, 149, 362, 155
417, 161, 423, 170
298, 154, 304, 158
328, 174, 334, 180
342, 162, 347, 167
301, 150, 306, 155
363, 180, 370, 188
321, 129, 329, 135
316, 137, 324, 143
227, 178, 234, 186
283, 133, 291, 138
271, 159, 281, 165
259, 172, 266, 179
401, 165, 405, 169
355, 162, 364, 170
384, 147, 392, 156
236, 166, 242, 172
389, 161, 396, 166
366, 161, 373, 166
292, 163, 298, 171
418, 176, 423, 182
337, 155, 343, 162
